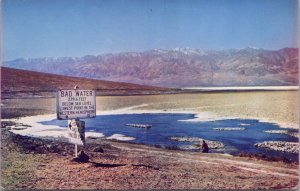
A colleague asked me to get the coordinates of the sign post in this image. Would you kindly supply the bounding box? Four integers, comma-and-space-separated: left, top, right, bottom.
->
57, 87, 96, 158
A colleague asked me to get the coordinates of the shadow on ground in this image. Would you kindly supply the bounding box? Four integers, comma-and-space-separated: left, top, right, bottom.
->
90, 162, 126, 168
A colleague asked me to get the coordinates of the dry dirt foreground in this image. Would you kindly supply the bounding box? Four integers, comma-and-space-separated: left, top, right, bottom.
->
1, 128, 299, 190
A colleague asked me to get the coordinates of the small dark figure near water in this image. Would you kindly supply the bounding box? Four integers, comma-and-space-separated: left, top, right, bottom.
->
202, 140, 209, 153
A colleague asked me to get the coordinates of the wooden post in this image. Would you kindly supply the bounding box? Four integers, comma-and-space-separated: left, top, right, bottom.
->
74, 85, 79, 158
75, 144, 78, 157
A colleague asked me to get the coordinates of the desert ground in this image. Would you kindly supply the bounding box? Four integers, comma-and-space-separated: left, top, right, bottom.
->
1, 111, 299, 190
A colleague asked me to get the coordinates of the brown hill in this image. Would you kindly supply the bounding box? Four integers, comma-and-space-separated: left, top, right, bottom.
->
1, 67, 176, 98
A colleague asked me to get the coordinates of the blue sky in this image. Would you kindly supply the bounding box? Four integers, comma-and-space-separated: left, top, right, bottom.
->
2, 0, 298, 61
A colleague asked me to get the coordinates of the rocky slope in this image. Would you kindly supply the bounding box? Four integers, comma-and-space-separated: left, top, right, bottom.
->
4, 47, 298, 87
1, 67, 175, 99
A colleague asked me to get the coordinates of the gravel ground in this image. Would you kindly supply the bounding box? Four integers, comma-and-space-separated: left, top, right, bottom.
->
1, 123, 299, 190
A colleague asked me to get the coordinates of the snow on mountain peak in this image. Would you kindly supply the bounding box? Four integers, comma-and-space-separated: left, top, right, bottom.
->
172, 47, 206, 55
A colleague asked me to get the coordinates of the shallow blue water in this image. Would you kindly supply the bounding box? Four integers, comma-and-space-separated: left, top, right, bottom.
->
41, 113, 299, 161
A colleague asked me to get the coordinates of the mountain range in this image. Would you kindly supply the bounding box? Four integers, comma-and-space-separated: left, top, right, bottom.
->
3, 47, 298, 87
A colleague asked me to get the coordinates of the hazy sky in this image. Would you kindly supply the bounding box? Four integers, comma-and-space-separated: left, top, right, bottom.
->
3, 0, 298, 60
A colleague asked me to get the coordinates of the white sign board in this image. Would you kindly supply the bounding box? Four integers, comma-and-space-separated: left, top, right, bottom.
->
68, 119, 85, 145
57, 89, 96, 120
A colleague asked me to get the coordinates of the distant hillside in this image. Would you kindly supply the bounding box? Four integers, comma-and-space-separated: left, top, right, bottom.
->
1, 67, 176, 98
4, 47, 298, 87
